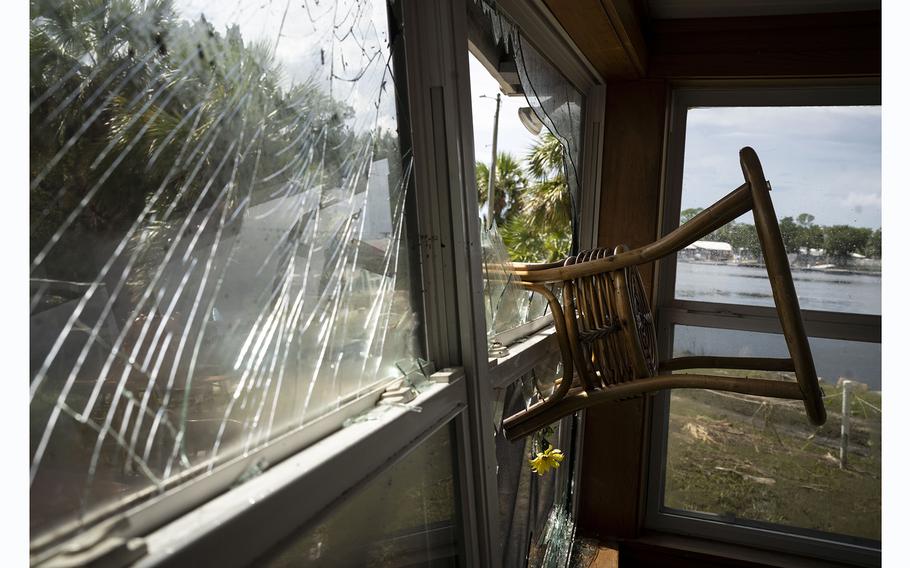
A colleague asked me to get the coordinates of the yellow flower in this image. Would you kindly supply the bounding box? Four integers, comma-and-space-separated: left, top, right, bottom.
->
528, 447, 565, 476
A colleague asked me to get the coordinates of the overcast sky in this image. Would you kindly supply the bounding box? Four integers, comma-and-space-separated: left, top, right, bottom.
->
172, 0, 399, 133
468, 51, 881, 230
682, 106, 881, 229
170, 3, 881, 231
469, 53, 541, 166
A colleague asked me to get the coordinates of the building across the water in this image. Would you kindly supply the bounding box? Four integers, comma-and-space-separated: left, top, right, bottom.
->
680, 240, 733, 261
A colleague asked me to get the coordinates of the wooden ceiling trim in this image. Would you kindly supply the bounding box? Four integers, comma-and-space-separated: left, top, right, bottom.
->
543, 0, 649, 78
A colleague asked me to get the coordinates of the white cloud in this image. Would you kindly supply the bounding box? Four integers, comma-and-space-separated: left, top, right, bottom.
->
681, 106, 881, 228
844, 191, 882, 208
469, 54, 540, 166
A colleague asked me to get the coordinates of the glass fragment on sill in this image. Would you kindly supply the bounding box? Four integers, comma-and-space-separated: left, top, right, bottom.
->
343, 357, 433, 426
481, 222, 546, 339
233, 457, 270, 488
531, 504, 576, 567
567, 537, 603, 568
29, 0, 422, 545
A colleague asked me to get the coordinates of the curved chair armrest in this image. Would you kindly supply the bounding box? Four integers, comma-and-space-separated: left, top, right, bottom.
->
507, 182, 755, 283
504, 374, 804, 440
512, 283, 575, 409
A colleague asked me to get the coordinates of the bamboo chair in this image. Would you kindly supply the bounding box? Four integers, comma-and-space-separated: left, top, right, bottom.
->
502, 147, 826, 441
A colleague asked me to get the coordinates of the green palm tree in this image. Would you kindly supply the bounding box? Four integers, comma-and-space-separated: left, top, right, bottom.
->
476, 152, 526, 227
522, 133, 571, 229
30, 0, 356, 279
498, 133, 571, 262
31, 0, 177, 281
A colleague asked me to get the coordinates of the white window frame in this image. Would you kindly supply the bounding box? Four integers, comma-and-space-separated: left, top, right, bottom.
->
645, 85, 882, 568
461, 0, 606, 553
31, 1, 605, 567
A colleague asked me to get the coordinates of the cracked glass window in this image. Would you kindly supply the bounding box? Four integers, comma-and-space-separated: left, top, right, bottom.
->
30, 0, 421, 543
467, 0, 584, 342
492, 354, 579, 568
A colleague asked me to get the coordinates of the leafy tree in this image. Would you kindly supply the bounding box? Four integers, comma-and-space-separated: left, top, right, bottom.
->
498, 216, 571, 263
802, 224, 825, 251
30, 0, 360, 286
778, 216, 800, 253
475, 133, 573, 263
30, 0, 177, 277
521, 134, 572, 231
476, 152, 527, 227
680, 207, 704, 225
495, 133, 572, 262
797, 213, 815, 228
865, 228, 882, 259
726, 223, 763, 257
823, 225, 872, 264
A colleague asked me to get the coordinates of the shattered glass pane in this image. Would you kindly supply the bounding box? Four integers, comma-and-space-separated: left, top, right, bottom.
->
493, 354, 578, 567
468, 0, 583, 342
481, 222, 549, 338
30, 0, 421, 542
472, 0, 585, 247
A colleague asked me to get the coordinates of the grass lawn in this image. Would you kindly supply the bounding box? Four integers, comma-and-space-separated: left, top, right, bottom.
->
664, 378, 881, 541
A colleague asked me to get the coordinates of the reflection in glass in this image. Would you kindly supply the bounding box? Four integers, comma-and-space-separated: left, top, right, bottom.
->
257, 424, 459, 567
673, 106, 881, 315
664, 325, 881, 542
30, 0, 420, 540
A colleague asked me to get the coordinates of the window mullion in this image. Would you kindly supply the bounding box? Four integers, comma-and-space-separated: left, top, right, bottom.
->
660, 300, 881, 343
401, 0, 502, 565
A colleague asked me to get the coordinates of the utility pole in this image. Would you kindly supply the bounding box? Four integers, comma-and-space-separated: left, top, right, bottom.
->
483, 93, 501, 229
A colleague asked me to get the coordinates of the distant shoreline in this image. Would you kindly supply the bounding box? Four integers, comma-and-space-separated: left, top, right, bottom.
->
677, 258, 882, 277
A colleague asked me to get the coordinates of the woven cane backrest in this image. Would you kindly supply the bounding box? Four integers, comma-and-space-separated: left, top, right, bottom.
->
563, 246, 659, 390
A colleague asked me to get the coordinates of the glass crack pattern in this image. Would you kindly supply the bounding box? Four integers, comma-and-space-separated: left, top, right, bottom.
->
30, 0, 420, 543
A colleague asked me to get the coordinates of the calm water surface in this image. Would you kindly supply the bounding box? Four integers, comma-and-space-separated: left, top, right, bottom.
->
673, 262, 882, 389
675, 261, 881, 315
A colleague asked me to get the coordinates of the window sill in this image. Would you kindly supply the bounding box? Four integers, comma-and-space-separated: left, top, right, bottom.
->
136, 370, 466, 567
619, 532, 867, 568
488, 325, 560, 389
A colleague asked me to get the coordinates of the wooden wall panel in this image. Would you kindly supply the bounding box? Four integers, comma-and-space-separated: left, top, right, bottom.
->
578, 80, 668, 540
647, 11, 881, 79
595, 80, 667, 297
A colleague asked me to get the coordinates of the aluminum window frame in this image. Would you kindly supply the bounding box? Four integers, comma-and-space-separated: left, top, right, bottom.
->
645, 84, 882, 568
459, 2, 605, 563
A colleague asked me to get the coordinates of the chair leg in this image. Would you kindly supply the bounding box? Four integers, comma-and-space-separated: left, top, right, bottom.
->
740, 146, 826, 426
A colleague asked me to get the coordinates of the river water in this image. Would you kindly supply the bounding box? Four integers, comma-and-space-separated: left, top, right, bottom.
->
672, 261, 882, 390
